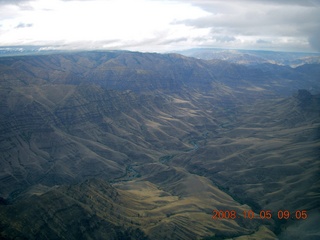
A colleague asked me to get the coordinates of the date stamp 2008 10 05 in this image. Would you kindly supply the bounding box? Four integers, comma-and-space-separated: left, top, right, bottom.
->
212, 209, 308, 220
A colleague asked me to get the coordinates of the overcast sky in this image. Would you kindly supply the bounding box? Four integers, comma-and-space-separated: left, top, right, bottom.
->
0, 0, 319, 52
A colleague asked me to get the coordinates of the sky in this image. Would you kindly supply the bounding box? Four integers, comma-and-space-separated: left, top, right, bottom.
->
0, 0, 319, 53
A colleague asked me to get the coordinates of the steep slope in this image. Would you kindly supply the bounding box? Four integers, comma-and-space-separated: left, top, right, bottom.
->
172, 92, 320, 207
0, 177, 275, 240
0, 51, 319, 239
170, 92, 320, 238
0, 179, 149, 240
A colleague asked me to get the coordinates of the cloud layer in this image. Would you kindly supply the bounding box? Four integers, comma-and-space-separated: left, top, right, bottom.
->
0, 0, 319, 52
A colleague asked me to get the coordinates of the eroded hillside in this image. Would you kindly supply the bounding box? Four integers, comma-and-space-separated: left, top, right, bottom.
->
0, 51, 319, 239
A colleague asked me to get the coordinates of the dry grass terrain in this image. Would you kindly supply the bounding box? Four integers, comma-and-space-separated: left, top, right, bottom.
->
0, 51, 319, 239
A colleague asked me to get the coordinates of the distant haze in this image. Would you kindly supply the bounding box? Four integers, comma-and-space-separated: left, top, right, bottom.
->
0, 0, 319, 52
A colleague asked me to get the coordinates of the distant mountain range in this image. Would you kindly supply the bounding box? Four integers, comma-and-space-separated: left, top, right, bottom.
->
0, 50, 319, 239
0, 46, 73, 56
178, 48, 320, 67
2, 46, 320, 67
1, 50, 319, 94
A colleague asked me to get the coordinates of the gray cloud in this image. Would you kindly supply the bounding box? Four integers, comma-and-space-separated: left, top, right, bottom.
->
160, 37, 189, 45
182, 3, 319, 34
308, 30, 320, 52
214, 35, 236, 43
173, 0, 320, 7
0, 0, 23, 2
15, 23, 33, 28
0, 0, 34, 10
242, 0, 320, 7
0, 0, 319, 52
174, 0, 320, 52
0, 0, 29, 5
256, 39, 270, 44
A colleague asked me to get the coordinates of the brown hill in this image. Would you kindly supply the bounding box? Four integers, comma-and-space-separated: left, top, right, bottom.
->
0, 51, 319, 239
